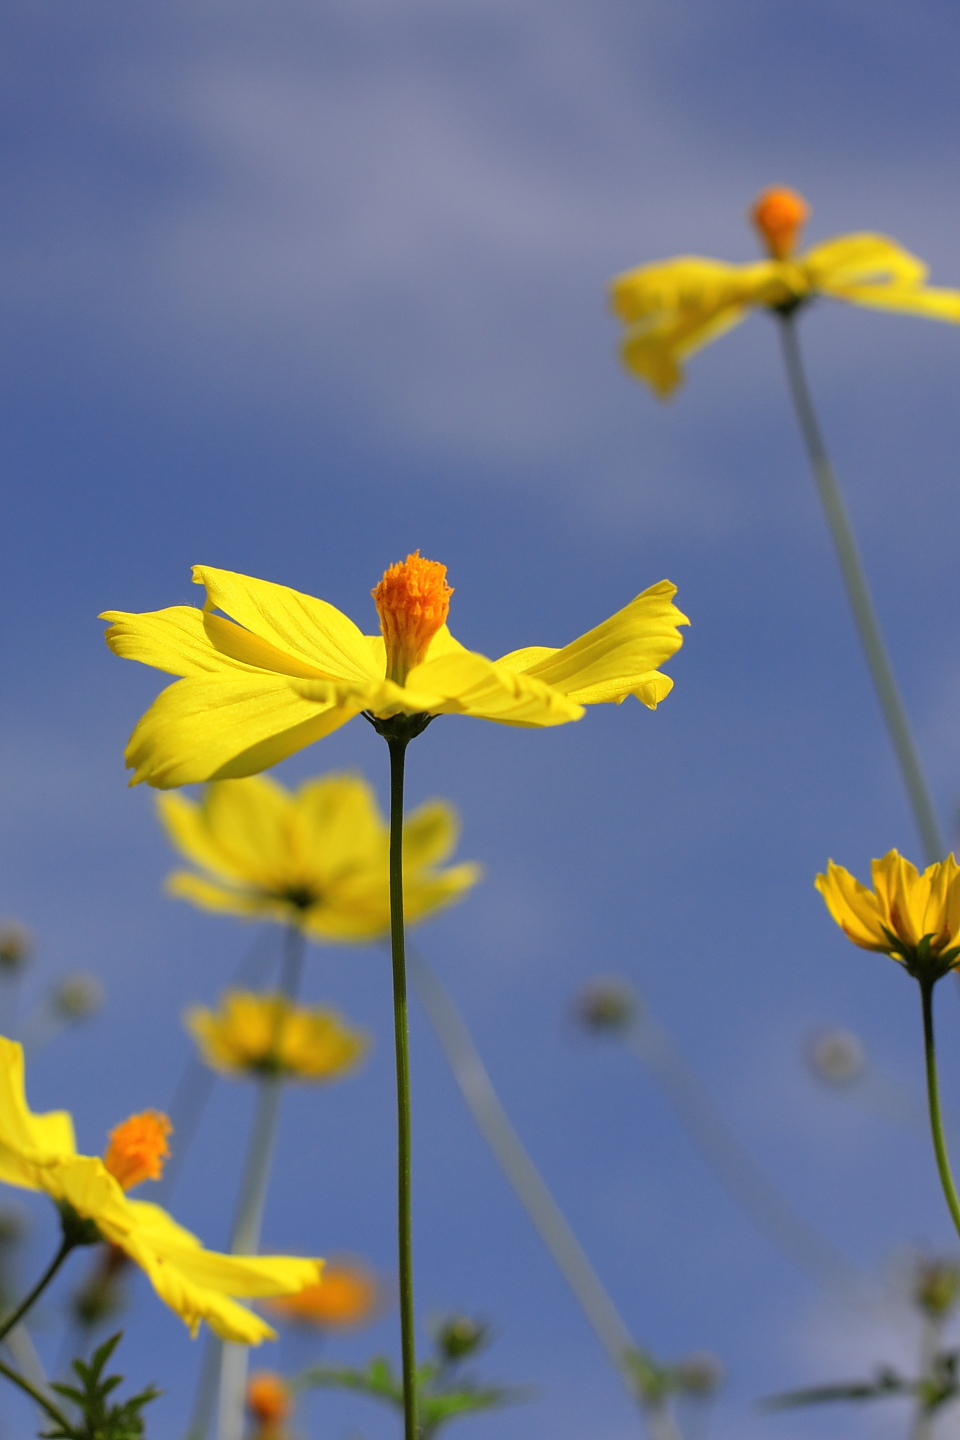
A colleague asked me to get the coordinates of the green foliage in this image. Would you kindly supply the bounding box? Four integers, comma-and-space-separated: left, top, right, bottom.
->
40, 1333, 159, 1440
623, 1347, 723, 1410
296, 1314, 524, 1438
764, 1352, 960, 1418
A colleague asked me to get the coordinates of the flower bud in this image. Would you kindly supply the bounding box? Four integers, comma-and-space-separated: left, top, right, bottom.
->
0, 922, 32, 975
575, 976, 638, 1033
50, 973, 104, 1020
914, 1258, 960, 1320
435, 1314, 489, 1362
806, 1028, 866, 1086
674, 1351, 724, 1397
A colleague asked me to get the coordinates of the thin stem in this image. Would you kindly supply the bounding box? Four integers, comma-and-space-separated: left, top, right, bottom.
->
0, 1236, 74, 1344
215, 923, 306, 1440
0, 1353, 74, 1433
621, 1007, 878, 1311
920, 980, 960, 1237
407, 948, 637, 1388
387, 737, 418, 1440
777, 312, 943, 867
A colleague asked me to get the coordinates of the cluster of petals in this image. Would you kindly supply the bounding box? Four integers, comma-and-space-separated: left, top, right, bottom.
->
267, 1255, 382, 1329
101, 564, 688, 788
0, 1039, 322, 1342
610, 188, 960, 398
816, 851, 960, 976
158, 772, 480, 940
186, 990, 368, 1082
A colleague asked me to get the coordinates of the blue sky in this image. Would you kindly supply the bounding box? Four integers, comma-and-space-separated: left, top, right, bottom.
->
3, 1, 960, 1436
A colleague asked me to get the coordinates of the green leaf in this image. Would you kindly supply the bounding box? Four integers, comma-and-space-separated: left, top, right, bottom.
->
40, 1332, 159, 1440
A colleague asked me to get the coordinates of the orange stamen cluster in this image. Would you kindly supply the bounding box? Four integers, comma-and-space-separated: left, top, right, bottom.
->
372, 551, 453, 684
246, 1373, 292, 1429
103, 1110, 172, 1191
268, 1259, 380, 1329
750, 187, 809, 259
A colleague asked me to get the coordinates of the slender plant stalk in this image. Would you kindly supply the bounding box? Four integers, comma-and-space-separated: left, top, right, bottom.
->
0, 1352, 73, 1433
387, 737, 418, 1440
777, 311, 943, 867
214, 924, 306, 1440
407, 948, 637, 1384
919, 980, 960, 1238
0, 1236, 74, 1345
620, 1005, 879, 1311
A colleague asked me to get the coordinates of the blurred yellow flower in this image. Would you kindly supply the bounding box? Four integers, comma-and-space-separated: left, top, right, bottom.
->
266, 1256, 382, 1329
611, 186, 960, 397
185, 991, 368, 1082
0, 1038, 322, 1342
101, 554, 688, 787
816, 850, 960, 980
157, 772, 480, 939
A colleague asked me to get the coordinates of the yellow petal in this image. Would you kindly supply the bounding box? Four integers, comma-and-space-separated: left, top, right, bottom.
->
503, 580, 688, 705
290, 775, 386, 881
814, 862, 887, 950
0, 1039, 76, 1168
405, 651, 584, 726
194, 567, 378, 684
166, 872, 290, 922
828, 283, 960, 322
101, 606, 262, 678
123, 676, 357, 788
401, 801, 460, 868
802, 233, 929, 289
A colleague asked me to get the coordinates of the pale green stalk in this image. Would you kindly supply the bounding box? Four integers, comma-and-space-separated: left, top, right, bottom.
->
777, 312, 943, 866
208, 925, 306, 1440
408, 949, 639, 1392
919, 980, 960, 1239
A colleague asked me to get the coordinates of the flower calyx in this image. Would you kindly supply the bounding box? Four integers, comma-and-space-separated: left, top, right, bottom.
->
881, 926, 960, 985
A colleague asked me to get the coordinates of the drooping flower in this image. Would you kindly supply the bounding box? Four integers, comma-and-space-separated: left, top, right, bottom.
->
611, 186, 960, 397
157, 772, 480, 939
101, 555, 688, 788
246, 1372, 292, 1440
815, 851, 960, 980
185, 991, 368, 1082
0, 1038, 322, 1342
266, 1256, 382, 1330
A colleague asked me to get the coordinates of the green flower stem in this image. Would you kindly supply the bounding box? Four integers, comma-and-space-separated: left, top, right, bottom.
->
919, 979, 960, 1238
0, 1234, 74, 1344
215, 923, 306, 1440
407, 948, 637, 1388
0, 1353, 73, 1434
387, 736, 418, 1440
777, 311, 944, 867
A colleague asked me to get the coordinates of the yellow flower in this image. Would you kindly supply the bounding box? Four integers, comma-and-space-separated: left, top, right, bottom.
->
157, 772, 481, 939
100, 554, 688, 788
0, 1038, 322, 1342
815, 851, 960, 980
266, 1256, 382, 1330
611, 186, 960, 397
185, 991, 368, 1081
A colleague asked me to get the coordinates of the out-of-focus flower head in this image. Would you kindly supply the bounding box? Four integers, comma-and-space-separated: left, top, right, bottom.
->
914, 1257, 960, 1321
816, 851, 960, 982
185, 991, 368, 1083
0, 1038, 322, 1342
805, 1028, 867, 1086
575, 976, 639, 1034
246, 1372, 292, 1440
610, 186, 960, 397
101, 557, 688, 787
266, 1255, 383, 1330
0, 921, 32, 976
157, 772, 481, 941
434, 1314, 490, 1363
50, 972, 104, 1021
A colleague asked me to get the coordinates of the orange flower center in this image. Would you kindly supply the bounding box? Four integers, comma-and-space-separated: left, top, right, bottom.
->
247, 1373, 292, 1426
103, 1110, 172, 1190
273, 1261, 379, 1328
372, 551, 453, 684
750, 187, 809, 259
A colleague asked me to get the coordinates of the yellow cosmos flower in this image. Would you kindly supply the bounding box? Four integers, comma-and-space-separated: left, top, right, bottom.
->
185, 990, 368, 1081
157, 772, 480, 939
100, 554, 688, 788
611, 186, 960, 397
0, 1038, 322, 1342
816, 851, 960, 980
266, 1256, 382, 1330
